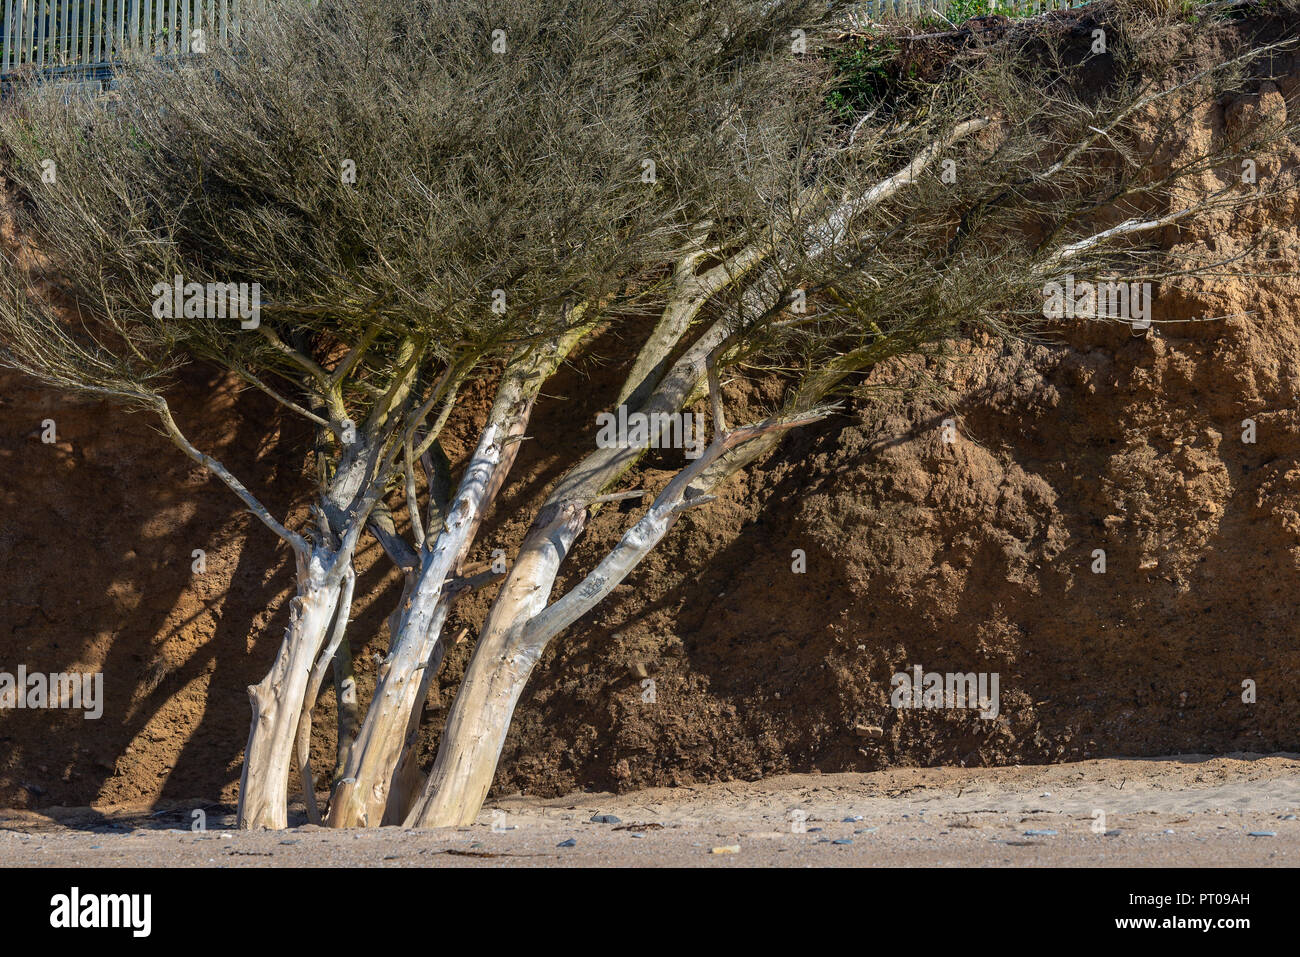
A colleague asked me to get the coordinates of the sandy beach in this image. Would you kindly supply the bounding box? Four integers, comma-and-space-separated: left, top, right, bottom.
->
1, 754, 1295, 867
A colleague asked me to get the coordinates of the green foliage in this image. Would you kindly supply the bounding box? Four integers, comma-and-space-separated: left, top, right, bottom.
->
825, 32, 899, 119
947, 0, 995, 21
944, 0, 1045, 24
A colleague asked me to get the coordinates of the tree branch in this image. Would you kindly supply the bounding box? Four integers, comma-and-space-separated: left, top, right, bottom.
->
521, 408, 831, 648
152, 397, 310, 559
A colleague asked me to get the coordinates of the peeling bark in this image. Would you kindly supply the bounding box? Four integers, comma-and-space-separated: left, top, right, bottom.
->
327, 360, 546, 826
405, 502, 587, 826
237, 550, 343, 830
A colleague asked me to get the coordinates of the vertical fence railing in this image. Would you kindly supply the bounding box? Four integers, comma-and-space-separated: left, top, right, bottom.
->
849, 0, 1083, 19
0, 0, 1090, 76
1, 0, 242, 75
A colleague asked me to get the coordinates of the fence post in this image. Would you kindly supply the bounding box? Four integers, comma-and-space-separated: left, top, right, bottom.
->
37, 0, 47, 68
3, 0, 13, 72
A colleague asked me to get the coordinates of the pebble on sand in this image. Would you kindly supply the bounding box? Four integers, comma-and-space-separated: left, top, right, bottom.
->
557, 838, 577, 847
590, 814, 621, 824
1247, 831, 1277, 838
1024, 829, 1058, 836
710, 845, 741, 854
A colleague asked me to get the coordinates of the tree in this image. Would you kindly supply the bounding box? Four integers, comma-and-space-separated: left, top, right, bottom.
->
0, 0, 1294, 828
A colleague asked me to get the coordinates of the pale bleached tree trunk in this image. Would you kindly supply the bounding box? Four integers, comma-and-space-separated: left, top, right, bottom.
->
404, 502, 587, 825
235, 421, 397, 828
403, 623, 543, 827
238, 549, 344, 829
296, 568, 356, 824
400, 307, 738, 825
327, 334, 581, 827
405, 409, 821, 827
144, 399, 358, 830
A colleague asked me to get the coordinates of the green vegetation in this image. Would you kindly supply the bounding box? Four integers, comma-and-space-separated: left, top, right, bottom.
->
826, 31, 899, 119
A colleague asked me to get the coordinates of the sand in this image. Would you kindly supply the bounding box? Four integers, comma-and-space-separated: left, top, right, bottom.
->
0, 754, 1296, 867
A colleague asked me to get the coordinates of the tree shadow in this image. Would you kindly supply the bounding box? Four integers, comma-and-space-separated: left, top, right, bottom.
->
0, 363, 322, 810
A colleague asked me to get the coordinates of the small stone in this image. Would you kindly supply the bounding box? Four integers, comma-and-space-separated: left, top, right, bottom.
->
1163, 829, 1175, 834
832, 838, 853, 845
1279, 815, 1296, 821
1024, 829, 1057, 836
842, 815, 863, 822
853, 724, 884, 738
590, 814, 621, 824
854, 827, 879, 834
557, 838, 577, 847
1104, 829, 1121, 837
1248, 831, 1277, 838
710, 845, 740, 854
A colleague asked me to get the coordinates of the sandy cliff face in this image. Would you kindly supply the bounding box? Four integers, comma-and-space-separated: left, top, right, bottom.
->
0, 8, 1297, 809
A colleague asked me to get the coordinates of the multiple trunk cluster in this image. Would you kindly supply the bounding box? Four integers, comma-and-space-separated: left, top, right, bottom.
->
225, 106, 1009, 828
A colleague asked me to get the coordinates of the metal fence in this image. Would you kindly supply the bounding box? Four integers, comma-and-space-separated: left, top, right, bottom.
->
0, 0, 1091, 78
849, 0, 1085, 21
1, 0, 242, 75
